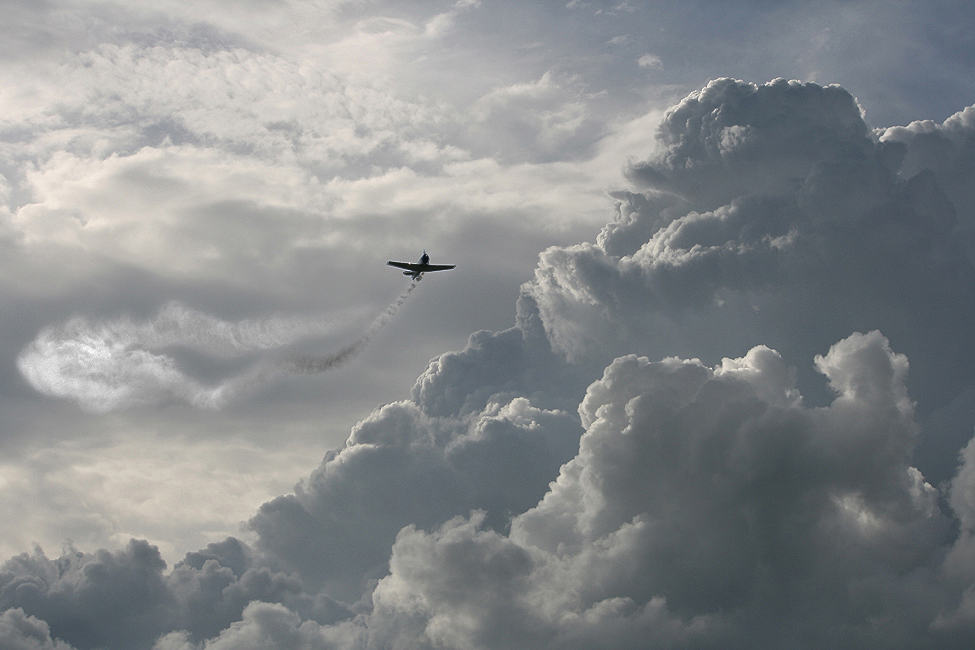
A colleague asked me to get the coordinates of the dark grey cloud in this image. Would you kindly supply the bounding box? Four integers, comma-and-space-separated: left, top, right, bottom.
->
0, 607, 78, 650
0, 537, 351, 650
529, 78, 975, 483
342, 332, 966, 649
880, 105, 975, 241
248, 362, 583, 600
204, 282, 586, 609
1, 540, 175, 649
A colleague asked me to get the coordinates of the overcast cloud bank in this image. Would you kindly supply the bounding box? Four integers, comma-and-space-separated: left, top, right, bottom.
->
3, 77, 975, 649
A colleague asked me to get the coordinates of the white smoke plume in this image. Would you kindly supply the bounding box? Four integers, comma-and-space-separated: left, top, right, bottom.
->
16, 286, 418, 412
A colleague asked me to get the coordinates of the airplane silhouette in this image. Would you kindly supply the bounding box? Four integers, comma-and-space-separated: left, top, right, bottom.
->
387, 251, 456, 281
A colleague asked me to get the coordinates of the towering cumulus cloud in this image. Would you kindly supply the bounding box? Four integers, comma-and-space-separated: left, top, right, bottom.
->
3, 79, 975, 649
533, 80, 973, 378
354, 332, 951, 649
529, 78, 975, 482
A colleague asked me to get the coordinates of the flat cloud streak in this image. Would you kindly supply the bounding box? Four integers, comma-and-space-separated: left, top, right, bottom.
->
16, 286, 418, 412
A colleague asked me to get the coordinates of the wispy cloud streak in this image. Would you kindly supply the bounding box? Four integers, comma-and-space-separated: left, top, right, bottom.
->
17, 286, 418, 412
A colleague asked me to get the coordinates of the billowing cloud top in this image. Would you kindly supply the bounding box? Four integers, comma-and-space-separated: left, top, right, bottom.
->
529, 79, 975, 471
4, 77, 975, 649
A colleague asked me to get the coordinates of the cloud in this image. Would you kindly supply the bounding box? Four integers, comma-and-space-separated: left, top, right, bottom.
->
574, 84, 975, 493
880, 105, 975, 238
0, 538, 349, 650
239, 79, 974, 647
6, 334, 974, 649
343, 332, 965, 649
1, 540, 174, 649
0, 429, 326, 568
0, 27, 617, 314
3, 77, 975, 649
16, 290, 408, 412
0, 608, 78, 650
637, 53, 662, 69
247, 389, 582, 601
242, 311, 585, 603
468, 72, 599, 161
0, 38, 494, 289
527, 81, 975, 456
152, 602, 325, 650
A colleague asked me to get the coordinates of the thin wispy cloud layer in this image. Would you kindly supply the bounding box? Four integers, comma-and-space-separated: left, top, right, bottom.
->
2, 1, 975, 649
17, 288, 414, 412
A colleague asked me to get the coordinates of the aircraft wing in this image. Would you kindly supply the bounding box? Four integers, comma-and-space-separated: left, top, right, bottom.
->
387, 261, 421, 272
386, 261, 456, 272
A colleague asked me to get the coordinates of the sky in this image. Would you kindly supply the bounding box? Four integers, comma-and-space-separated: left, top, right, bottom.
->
1, 0, 975, 648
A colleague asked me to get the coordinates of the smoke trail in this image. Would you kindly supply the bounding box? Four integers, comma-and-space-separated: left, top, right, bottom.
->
288, 282, 416, 374
17, 285, 418, 412
141, 302, 352, 357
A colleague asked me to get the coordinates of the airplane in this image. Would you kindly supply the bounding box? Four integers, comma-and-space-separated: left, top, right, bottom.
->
387, 251, 456, 281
